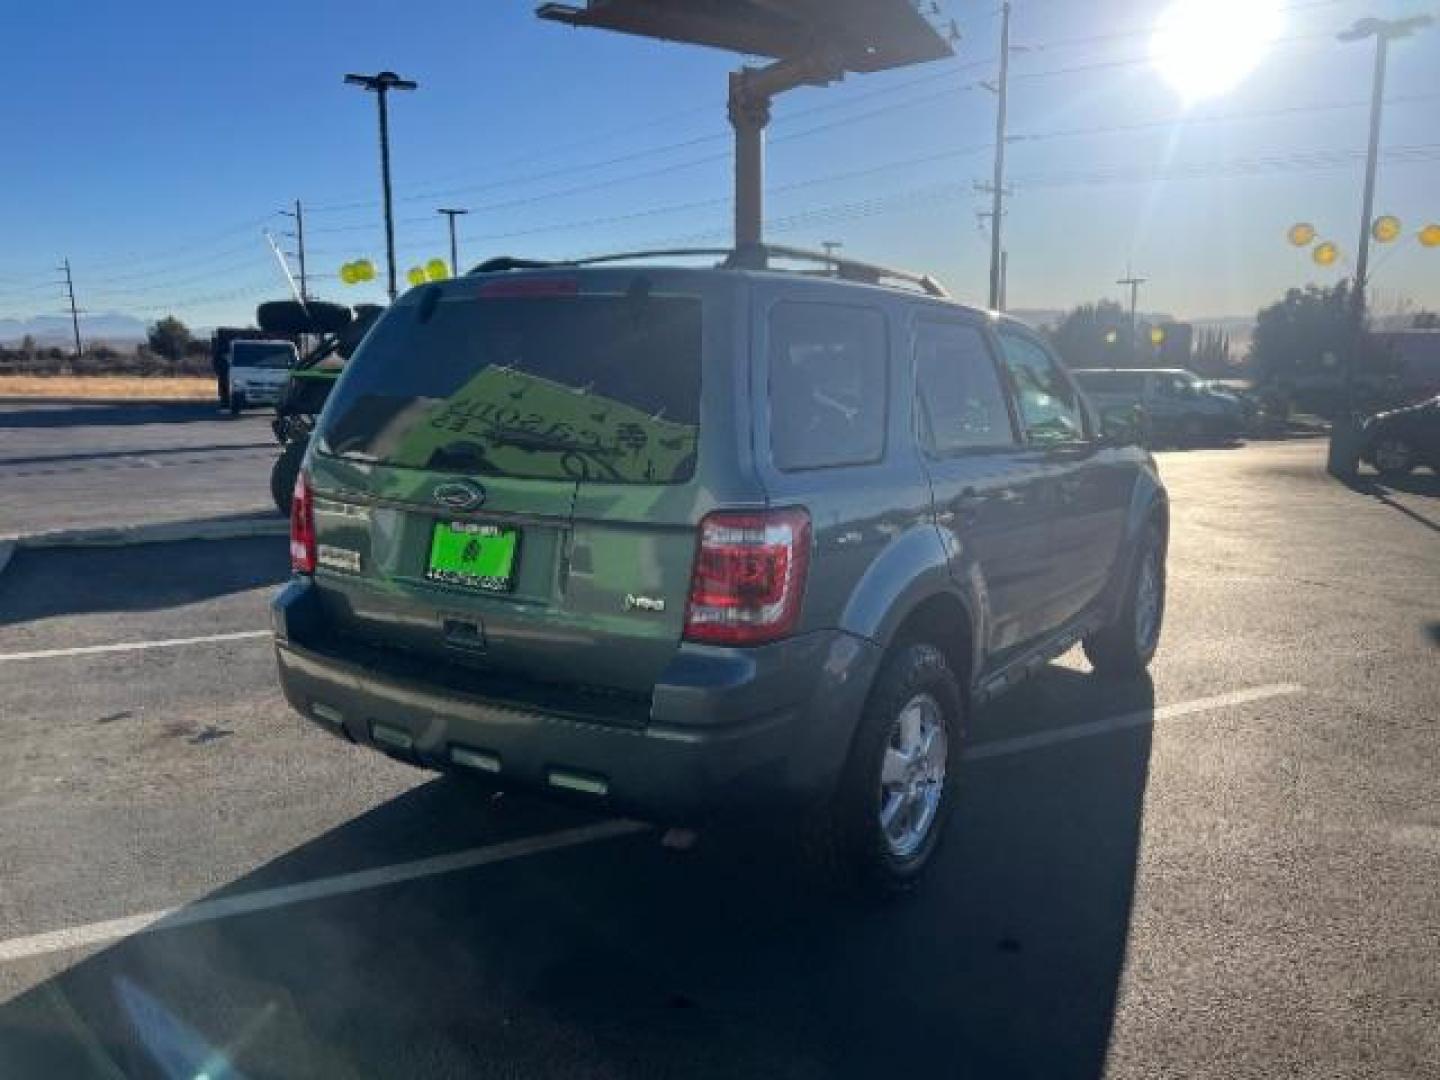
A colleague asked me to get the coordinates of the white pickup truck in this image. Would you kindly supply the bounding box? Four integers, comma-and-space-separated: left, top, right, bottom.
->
227, 339, 298, 415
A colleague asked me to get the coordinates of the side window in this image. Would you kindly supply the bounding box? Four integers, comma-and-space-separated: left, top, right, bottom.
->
914, 321, 1016, 455
768, 302, 887, 471
995, 332, 1086, 445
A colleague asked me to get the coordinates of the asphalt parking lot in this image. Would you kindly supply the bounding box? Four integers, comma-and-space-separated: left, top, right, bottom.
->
0, 401, 1437, 1079
0, 400, 277, 538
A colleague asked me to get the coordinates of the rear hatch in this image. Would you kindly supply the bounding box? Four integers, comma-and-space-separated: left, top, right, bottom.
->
306, 271, 727, 712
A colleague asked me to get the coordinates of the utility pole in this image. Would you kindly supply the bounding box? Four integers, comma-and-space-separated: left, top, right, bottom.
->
999, 249, 1009, 311
345, 71, 419, 301
58, 258, 82, 359
279, 199, 309, 300
438, 208, 469, 277
1337, 15, 1432, 339
1117, 267, 1146, 365
986, 1, 1012, 311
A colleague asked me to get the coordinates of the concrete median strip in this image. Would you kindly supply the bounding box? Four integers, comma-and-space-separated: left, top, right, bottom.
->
0, 514, 287, 557
0, 682, 1303, 964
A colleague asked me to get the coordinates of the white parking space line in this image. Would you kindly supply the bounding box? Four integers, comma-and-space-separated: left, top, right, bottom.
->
0, 630, 271, 664
0, 683, 1304, 965
0, 821, 646, 964
966, 683, 1304, 760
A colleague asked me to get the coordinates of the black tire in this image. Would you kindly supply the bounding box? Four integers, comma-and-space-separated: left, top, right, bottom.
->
1084, 521, 1166, 678
817, 642, 964, 894
1181, 415, 1206, 444
1372, 437, 1415, 478
228, 392, 245, 416
256, 299, 352, 337
270, 440, 308, 515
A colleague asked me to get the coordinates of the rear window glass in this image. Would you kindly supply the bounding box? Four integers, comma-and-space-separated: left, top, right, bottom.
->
231, 343, 295, 368
768, 302, 887, 471
318, 288, 701, 484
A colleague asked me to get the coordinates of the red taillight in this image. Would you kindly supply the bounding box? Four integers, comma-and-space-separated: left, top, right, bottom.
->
683, 508, 811, 646
290, 470, 316, 574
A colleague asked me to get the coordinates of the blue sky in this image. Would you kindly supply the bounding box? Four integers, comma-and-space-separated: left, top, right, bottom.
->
1, 0, 1437, 329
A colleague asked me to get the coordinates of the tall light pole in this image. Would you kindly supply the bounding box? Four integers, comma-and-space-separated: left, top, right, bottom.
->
1337, 16, 1432, 334
438, 208, 469, 277
344, 71, 418, 301
1327, 14, 1431, 477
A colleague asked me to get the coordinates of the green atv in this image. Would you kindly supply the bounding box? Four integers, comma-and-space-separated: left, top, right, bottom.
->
256, 299, 385, 514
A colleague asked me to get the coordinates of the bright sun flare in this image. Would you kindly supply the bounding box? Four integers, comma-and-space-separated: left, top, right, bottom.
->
1150, 0, 1284, 103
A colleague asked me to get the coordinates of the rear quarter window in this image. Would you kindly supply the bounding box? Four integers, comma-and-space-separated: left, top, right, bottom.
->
767, 301, 888, 471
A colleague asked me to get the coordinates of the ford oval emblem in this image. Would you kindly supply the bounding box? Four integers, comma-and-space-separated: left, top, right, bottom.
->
432, 480, 486, 511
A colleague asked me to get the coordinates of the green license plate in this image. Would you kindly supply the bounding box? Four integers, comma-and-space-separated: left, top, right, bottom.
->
426, 522, 519, 592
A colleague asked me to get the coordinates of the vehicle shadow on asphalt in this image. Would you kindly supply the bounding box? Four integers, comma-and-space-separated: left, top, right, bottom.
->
0, 666, 1155, 1080
0, 402, 237, 429
0, 537, 288, 628
1341, 472, 1440, 535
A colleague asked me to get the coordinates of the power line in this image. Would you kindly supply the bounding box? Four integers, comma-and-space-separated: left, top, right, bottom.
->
3, 24, 1361, 287
38, 124, 1439, 308
10, 18, 1424, 313
304, 56, 1001, 217
464, 141, 1440, 252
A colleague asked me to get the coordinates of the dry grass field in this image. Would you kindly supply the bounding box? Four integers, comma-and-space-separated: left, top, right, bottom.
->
0, 375, 215, 400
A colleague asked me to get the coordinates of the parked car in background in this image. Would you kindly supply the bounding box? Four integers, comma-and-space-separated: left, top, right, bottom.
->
226, 339, 298, 415
272, 249, 1169, 892
1070, 367, 1250, 444
1361, 394, 1440, 477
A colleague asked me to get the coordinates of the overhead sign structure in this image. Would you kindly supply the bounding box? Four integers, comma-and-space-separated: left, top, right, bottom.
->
537, 0, 954, 259
538, 0, 952, 71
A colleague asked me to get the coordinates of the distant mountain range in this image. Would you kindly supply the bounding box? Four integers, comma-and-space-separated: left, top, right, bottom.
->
0, 313, 149, 345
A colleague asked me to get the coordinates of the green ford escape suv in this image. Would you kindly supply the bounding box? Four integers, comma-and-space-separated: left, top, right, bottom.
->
272, 250, 1168, 889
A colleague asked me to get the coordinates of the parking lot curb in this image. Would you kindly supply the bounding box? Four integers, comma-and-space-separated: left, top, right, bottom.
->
0, 516, 287, 563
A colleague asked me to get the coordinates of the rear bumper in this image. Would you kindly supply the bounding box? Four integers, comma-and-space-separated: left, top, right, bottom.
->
271, 578, 881, 822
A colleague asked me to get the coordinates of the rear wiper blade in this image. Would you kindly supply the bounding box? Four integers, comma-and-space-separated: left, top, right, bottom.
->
488, 428, 621, 457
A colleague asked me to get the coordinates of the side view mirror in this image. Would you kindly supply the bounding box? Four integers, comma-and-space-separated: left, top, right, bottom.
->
1099, 403, 1147, 447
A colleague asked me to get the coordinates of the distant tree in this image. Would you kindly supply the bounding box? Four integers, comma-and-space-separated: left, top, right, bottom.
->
19, 333, 36, 357
146, 316, 192, 363
1047, 300, 1129, 368
1249, 281, 1368, 385
1191, 328, 1233, 376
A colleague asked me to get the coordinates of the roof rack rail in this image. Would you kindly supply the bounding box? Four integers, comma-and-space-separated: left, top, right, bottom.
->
761, 245, 949, 298
466, 246, 950, 299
